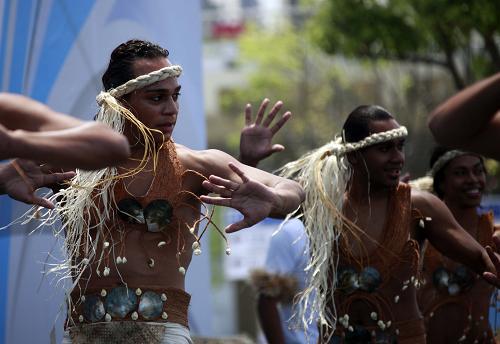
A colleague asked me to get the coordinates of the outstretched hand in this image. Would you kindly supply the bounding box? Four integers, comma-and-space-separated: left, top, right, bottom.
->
200, 162, 278, 233
483, 236, 500, 287
0, 159, 75, 209
239, 99, 291, 167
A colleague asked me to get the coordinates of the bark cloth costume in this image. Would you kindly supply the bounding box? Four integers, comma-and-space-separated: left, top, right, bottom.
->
22, 65, 228, 343
412, 150, 499, 344
279, 126, 435, 343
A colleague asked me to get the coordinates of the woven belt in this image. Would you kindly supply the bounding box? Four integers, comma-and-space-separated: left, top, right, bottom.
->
68, 286, 190, 328
68, 322, 171, 344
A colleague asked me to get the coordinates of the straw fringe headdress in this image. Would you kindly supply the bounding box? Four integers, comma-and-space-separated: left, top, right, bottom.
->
277, 126, 407, 335
24, 65, 182, 293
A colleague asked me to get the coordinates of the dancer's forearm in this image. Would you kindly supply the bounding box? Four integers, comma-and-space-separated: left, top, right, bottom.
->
8, 123, 129, 169
0, 93, 81, 131
269, 179, 304, 217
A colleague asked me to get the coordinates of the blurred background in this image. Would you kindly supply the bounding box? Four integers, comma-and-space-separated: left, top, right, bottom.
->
1, 0, 499, 343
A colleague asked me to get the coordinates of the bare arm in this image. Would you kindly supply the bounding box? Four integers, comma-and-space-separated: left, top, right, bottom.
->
239, 98, 291, 167
0, 93, 130, 169
412, 189, 496, 277
257, 295, 286, 344
428, 72, 500, 159
194, 149, 304, 233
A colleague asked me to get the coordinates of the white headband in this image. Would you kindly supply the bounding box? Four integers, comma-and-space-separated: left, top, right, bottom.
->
96, 65, 183, 105
322, 126, 408, 159
429, 150, 468, 176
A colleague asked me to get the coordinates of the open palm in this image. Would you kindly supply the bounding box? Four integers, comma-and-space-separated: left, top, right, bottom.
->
0, 159, 75, 208
200, 163, 278, 233
239, 99, 291, 167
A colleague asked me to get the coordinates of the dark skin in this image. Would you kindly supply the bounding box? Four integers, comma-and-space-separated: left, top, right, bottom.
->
0, 93, 130, 169
348, 120, 496, 278
239, 98, 291, 167
0, 160, 75, 209
238, 101, 291, 343
83, 57, 304, 293
428, 72, 500, 160
257, 296, 286, 344
243, 117, 500, 334
338, 120, 498, 331
427, 72, 500, 287
419, 154, 497, 342
0, 93, 128, 208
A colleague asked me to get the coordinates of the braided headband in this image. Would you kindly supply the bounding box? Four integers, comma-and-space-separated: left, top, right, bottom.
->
429, 150, 470, 176
321, 126, 408, 159
96, 65, 183, 105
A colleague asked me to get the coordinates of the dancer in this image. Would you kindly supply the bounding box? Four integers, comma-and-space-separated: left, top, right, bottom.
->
415, 147, 498, 343
273, 105, 499, 343
31, 39, 304, 344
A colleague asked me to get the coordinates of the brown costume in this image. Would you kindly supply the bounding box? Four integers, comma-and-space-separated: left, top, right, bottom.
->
323, 184, 426, 343
67, 140, 195, 340
418, 212, 498, 343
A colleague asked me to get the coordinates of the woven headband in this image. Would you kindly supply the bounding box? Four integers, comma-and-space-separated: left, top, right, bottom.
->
96, 65, 183, 105
429, 150, 469, 176
322, 126, 408, 159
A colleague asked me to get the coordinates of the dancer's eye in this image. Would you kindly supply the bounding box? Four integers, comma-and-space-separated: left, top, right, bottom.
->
151, 95, 163, 102
378, 145, 390, 153
453, 169, 467, 177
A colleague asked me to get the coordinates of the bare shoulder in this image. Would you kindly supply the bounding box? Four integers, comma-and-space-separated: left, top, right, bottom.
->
174, 144, 237, 177
410, 188, 443, 215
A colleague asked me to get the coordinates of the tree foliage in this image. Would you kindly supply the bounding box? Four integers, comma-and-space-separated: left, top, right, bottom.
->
308, 0, 500, 89
208, 23, 458, 177
209, 24, 348, 171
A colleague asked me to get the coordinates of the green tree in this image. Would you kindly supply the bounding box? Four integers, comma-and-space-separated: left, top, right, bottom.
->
209, 24, 349, 171
208, 23, 458, 177
307, 0, 500, 90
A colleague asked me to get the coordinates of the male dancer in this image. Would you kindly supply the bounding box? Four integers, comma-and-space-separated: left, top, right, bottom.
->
37, 39, 304, 344
273, 105, 499, 343
416, 147, 498, 343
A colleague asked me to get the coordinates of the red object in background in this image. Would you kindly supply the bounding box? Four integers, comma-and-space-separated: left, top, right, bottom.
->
212, 22, 245, 39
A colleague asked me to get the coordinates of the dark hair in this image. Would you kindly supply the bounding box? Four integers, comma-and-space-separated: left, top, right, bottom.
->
342, 105, 394, 143
102, 39, 169, 91
430, 146, 485, 199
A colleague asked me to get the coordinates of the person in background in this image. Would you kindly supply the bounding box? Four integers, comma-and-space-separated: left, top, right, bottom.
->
415, 147, 498, 343
238, 100, 319, 343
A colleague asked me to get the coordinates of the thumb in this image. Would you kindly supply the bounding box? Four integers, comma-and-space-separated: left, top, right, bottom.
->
28, 195, 54, 209
270, 144, 285, 153
225, 218, 251, 233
